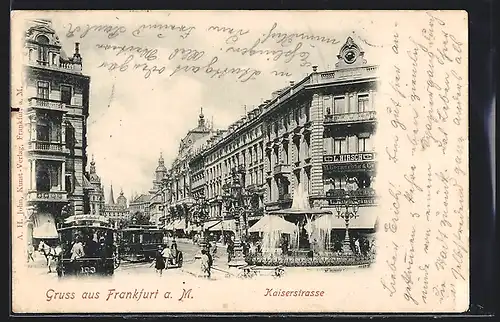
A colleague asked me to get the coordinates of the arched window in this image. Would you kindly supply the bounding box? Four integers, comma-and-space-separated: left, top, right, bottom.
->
36, 35, 50, 64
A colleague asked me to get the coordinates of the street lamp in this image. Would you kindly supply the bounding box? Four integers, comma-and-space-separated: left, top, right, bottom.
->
193, 197, 209, 249
215, 195, 224, 244
334, 187, 360, 256
222, 166, 249, 268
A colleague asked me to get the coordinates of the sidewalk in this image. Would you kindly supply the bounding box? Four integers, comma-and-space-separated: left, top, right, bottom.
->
176, 240, 231, 279
175, 238, 228, 250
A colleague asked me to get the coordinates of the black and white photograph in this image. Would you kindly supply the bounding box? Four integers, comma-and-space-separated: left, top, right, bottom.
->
11, 10, 469, 313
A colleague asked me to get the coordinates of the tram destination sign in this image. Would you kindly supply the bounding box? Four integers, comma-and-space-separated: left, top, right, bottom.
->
65, 214, 109, 223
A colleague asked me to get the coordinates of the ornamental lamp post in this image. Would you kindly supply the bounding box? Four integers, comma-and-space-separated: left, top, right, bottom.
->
223, 167, 248, 268
194, 197, 209, 249
215, 195, 224, 244
334, 181, 359, 256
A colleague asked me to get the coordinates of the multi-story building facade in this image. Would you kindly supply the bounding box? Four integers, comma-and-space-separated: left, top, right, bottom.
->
23, 19, 91, 242
262, 36, 378, 231
165, 109, 214, 233
129, 193, 151, 218
163, 36, 378, 239
193, 106, 267, 236
103, 185, 130, 226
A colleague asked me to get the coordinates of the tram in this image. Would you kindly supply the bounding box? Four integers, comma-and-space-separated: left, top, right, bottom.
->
118, 225, 165, 262
57, 214, 119, 277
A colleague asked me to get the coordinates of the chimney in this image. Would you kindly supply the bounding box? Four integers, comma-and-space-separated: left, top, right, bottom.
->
75, 42, 80, 55
312, 65, 318, 72
289, 80, 295, 87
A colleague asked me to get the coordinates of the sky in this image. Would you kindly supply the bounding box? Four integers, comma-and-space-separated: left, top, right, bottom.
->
21, 11, 382, 201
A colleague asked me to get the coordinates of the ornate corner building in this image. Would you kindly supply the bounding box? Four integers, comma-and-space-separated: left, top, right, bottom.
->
23, 19, 92, 242
159, 36, 379, 238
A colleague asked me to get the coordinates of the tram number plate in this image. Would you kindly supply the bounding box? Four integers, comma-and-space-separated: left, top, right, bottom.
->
81, 266, 96, 274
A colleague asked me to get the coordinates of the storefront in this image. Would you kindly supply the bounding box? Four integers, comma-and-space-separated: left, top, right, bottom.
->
32, 212, 59, 244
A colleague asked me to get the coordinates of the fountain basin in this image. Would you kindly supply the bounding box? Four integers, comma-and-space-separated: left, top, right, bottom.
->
246, 253, 375, 267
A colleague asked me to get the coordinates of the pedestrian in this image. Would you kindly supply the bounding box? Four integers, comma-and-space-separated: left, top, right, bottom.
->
170, 242, 178, 266
354, 239, 361, 256
54, 241, 63, 277
70, 236, 85, 274
227, 238, 234, 263
205, 244, 213, 278
27, 243, 35, 263
161, 245, 171, 268
155, 245, 166, 276
200, 249, 210, 278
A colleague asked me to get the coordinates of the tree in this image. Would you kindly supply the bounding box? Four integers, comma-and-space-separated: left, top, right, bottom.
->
132, 211, 150, 225
121, 211, 151, 227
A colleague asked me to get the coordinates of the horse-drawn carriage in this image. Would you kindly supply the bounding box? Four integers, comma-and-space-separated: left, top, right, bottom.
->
56, 215, 119, 277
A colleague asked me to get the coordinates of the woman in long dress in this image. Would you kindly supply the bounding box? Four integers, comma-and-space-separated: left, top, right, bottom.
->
200, 249, 210, 278
155, 246, 166, 276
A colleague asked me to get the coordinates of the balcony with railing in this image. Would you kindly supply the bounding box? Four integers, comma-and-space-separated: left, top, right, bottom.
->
27, 56, 83, 74
27, 190, 67, 202
28, 141, 66, 153
324, 111, 376, 124
28, 97, 67, 112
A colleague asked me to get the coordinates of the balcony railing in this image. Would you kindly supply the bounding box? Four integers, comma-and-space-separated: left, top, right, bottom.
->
28, 141, 65, 152
27, 190, 67, 202
273, 164, 292, 175
323, 152, 375, 163
324, 111, 376, 124
28, 59, 82, 73
317, 65, 378, 83
28, 97, 66, 111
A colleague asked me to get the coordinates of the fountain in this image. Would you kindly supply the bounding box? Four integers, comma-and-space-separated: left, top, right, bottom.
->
246, 184, 376, 267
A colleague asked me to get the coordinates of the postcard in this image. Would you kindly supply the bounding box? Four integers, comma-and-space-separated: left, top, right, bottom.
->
10, 10, 469, 313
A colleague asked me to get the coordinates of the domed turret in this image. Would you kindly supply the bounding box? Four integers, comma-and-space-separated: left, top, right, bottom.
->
156, 152, 167, 172
116, 188, 127, 209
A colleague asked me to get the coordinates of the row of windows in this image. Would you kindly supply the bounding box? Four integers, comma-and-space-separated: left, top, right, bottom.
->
266, 102, 310, 140
324, 135, 374, 154
266, 137, 311, 167
205, 125, 264, 165
324, 93, 372, 115
206, 142, 264, 181
37, 81, 73, 105
206, 168, 265, 199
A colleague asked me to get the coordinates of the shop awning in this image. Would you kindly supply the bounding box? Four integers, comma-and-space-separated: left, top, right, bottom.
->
248, 215, 298, 234
173, 219, 185, 230
208, 219, 236, 232
33, 213, 58, 239
186, 223, 201, 232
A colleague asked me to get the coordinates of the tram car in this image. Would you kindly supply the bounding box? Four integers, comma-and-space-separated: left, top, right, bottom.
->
57, 214, 119, 277
118, 225, 165, 262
